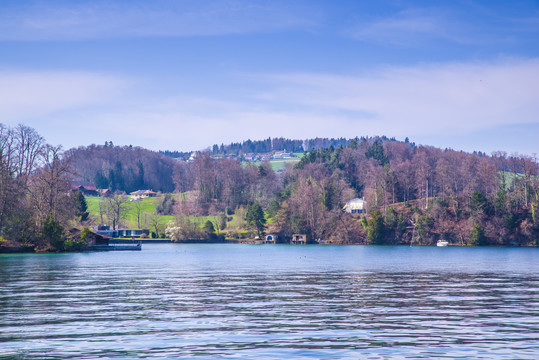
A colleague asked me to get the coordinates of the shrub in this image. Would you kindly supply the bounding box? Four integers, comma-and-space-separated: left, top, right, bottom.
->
64, 238, 88, 252
81, 227, 91, 241
469, 223, 487, 246
42, 214, 64, 250
367, 209, 385, 244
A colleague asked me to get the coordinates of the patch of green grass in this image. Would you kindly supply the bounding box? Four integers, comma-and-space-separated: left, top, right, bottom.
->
242, 158, 301, 172
269, 159, 300, 172
86, 196, 164, 228
86, 195, 223, 229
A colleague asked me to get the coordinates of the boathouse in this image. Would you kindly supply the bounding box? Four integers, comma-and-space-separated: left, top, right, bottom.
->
291, 234, 307, 244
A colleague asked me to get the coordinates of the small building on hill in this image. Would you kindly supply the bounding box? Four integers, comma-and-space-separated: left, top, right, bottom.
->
71, 181, 98, 196
272, 151, 293, 159
344, 198, 367, 214
129, 189, 157, 200
96, 188, 110, 197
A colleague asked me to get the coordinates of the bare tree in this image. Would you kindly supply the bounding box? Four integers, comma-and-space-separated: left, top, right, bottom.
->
133, 199, 142, 228
106, 193, 128, 230
28, 145, 73, 227
0, 125, 16, 230
14, 124, 45, 184
98, 197, 107, 225
148, 214, 163, 237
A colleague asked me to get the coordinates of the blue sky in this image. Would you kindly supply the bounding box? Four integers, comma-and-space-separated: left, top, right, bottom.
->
1, 0, 538, 154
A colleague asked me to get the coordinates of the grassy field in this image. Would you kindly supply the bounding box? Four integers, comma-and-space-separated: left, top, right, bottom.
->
244, 155, 303, 172
86, 195, 225, 231
267, 158, 300, 172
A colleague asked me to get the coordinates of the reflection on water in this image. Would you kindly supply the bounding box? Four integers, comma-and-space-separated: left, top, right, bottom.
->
0, 245, 538, 359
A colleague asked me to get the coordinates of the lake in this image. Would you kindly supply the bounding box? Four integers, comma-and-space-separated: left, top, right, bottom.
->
0, 244, 538, 359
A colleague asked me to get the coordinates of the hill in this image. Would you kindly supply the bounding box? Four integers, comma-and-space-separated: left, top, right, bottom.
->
68, 136, 539, 246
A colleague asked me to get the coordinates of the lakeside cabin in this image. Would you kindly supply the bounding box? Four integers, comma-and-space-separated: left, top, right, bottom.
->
94, 226, 150, 238
291, 234, 307, 244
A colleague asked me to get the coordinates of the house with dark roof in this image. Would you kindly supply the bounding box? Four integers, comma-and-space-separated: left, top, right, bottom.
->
71, 181, 98, 196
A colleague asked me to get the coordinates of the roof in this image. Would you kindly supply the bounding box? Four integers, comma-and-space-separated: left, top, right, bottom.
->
71, 181, 97, 191
344, 198, 366, 210
129, 189, 157, 195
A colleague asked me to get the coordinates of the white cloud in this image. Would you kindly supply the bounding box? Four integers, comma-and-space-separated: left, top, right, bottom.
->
67, 59, 539, 150
0, 0, 318, 41
0, 69, 129, 122
251, 59, 539, 138
2, 59, 538, 153
349, 8, 467, 46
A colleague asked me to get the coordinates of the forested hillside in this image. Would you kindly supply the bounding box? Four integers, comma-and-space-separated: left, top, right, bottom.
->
170, 137, 538, 245
2, 122, 538, 250
66, 143, 176, 193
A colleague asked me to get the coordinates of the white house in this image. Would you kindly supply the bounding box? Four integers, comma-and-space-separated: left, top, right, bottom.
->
344, 198, 366, 214
130, 189, 157, 200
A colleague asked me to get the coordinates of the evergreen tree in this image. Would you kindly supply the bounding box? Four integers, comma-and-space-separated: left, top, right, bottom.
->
469, 223, 487, 246
136, 160, 145, 189
367, 209, 385, 244
74, 190, 89, 222
218, 213, 227, 232
42, 213, 64, 250
246, 202, 266, 238
365, 139, 388, 166
203, 220, 215, 238
94, 171, 109, 189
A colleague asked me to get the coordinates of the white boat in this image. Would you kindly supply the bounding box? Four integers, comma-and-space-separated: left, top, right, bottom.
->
436, 239, 449, 247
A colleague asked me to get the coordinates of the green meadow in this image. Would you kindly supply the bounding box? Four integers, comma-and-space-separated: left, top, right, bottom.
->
243, 153, 303, 172
85, 195, 222, 231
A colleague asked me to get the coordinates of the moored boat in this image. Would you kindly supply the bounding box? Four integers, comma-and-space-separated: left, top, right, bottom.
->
436, 239, 449, 247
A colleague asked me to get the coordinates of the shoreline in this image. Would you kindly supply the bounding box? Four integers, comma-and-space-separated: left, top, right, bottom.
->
2, 242, 538, 255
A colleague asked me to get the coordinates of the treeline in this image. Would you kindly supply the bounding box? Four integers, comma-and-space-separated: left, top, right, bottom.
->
0, 124, 88, 251
172, 137, 539, 246
2, 123, 538, 248
159, 150, 191, 161
66, 144, 176, 193
161, 136, 395, 158
207, 137, 377, 155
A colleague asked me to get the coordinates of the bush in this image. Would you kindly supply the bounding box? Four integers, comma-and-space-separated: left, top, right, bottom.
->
81, 227, 91, 241
204, 220, 215, 235
469, 223, 487, 246
64, 238, 88, 252
42, 214, 64, 250
367, 209, 385, 244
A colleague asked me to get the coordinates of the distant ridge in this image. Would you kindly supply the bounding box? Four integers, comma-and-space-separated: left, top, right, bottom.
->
160, 136, 401, 159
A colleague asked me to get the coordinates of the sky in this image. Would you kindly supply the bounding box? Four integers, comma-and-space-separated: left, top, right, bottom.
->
1, 0, 538, 155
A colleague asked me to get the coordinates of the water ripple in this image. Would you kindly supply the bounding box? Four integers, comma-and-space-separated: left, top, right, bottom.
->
0, 245, 538, 359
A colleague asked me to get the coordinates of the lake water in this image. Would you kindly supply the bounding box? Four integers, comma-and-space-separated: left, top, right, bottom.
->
0, 244, 538, 359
